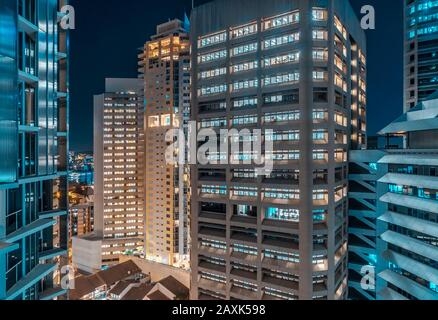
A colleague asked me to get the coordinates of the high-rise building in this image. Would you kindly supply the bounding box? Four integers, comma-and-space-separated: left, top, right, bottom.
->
0, 0, 69, 300
189, 0, 366, 300
139, 20, 191, 268
72, 79, 144, 273
349, 93, 438, 300
404, 0, 438, 111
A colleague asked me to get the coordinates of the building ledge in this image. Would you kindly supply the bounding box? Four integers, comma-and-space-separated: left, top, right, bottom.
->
18, 16, 38, 35
379, 172, 438, 190
0, 242, 19, 254
6, 264, 57, 300
3, 219, 56, 243
18, 70, 38, 84
379, 211, 438, 238
378, 287, 408, 301
39, 209, 68, 219
382, 250, 438, 286
380, 192, 438, 214
39, 287, 67, 300
380, 230, 438, 263
378, 269, 438, 300
39, 248, 68, 261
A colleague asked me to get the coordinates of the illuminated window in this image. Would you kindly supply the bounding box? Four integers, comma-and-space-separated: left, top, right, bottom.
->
263, 33, 300, 49
148, 116, 160, 128
161, 114, 171, 127
231, 23, 258, 39
312, 8, 327, 21
263, 11, 300, 30
198, 31, 227, 48
264, 52, 300, 67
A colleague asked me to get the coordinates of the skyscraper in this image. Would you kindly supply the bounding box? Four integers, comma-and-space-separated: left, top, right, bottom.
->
0, 0, 69, 300
72, 79, 144, 273
404, 0, 438, 111
349, 94, 438, 300
190, 0, 366, 300
139, 20, 191, 268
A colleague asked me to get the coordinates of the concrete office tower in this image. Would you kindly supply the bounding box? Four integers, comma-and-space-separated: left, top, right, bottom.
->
349, 94, 438, 300
73, 79, 144, 272
0, 0, 69, 300
190, 0, 366, 300
404, 0, 438, 111
139, 20, 191, 268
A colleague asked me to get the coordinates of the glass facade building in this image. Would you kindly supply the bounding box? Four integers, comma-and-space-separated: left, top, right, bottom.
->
405, 0, 438, 111
0, 0, 69, 300
190, 0, 366, 300
349, 94, 438, 300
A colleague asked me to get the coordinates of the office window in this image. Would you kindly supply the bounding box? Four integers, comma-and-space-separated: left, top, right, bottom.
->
231, 22, 258, 39
198, 31, 227, 48
263, 11, 300, 30
263, 33, 300, 49
263, 72, 299, 86
263, 111, 300, 123
198, 49, 227, 64
231, 42, 258, 57
231, 60, 258, 73
232, 79, 259, 91
232, 96, 258, 109
198, 84, 228, 97
199, 67, 227, 79
313, 49, 328, 61
313, 29, 328, 40
264, 52, 300, 67
312, 8, 328, 21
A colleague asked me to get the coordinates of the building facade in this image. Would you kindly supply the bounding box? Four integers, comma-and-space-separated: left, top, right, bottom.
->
73, 78, 144, 271
348, 94, 438, 300
404, 0, 438, 111
190, 0, 366, 300
0, 0, 69, 300
139, 20, 191, 268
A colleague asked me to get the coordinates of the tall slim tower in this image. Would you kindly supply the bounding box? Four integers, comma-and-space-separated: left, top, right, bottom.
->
0, 0, 69, 300
190, 0, 366, 300
74, 79, 144, 271
404, 0, 438, 111
139, 20, 191, 268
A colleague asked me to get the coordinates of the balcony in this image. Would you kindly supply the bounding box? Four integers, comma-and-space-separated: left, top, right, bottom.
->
230, 232, 257, 245
262, 275, 298, 291
198, 227, 226, 240
230, 286, 259, 300
199, 278, 227, 293
230, 215, 257, 227
198, 245, 227, 257
199, 212, 226, 224
230, 268, 258, 281
231, 251, 258, 264
198, 261, 226, 274
262, 257, 299, 273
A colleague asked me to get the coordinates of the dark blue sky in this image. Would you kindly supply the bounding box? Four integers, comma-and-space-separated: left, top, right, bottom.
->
69, 0, 404, 152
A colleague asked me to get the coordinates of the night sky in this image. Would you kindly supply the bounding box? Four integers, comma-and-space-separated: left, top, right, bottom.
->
69, 0, 404, 152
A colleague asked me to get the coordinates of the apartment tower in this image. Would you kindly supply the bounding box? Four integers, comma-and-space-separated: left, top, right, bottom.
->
404, 0, 438, 111
0, 0, 70, 300
73, 79, 144, 271
139, 20, 191, 267
190, 0, 366, 300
